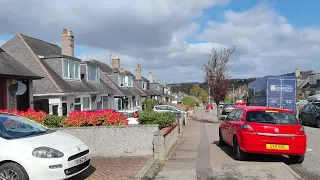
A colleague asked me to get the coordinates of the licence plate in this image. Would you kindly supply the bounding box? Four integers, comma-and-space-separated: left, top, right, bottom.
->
266, 144, 289, 150
75, 155, 88, 165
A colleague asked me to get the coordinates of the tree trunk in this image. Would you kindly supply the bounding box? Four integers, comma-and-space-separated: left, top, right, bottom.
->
216, 101, 221, 120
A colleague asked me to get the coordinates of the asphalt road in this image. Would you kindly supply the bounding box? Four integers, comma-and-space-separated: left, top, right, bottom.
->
289, 125, 320, 180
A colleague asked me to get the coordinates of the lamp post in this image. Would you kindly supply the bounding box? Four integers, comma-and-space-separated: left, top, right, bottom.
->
231, 84, 235, 103
208, 86, 211, 114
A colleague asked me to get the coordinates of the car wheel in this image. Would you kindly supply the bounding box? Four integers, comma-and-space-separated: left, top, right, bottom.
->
289, 155, 305, 164
316, 118, 320, 128
299, 118, 305, 125
0, 162, 29, 180
233, 137, 246, 161
218, 129, 226, 146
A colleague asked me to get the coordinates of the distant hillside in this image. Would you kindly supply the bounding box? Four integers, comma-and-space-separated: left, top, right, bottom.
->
169, 78, 257, 94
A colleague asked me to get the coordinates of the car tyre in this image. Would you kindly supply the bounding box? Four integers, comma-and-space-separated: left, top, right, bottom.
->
233, 137, 246, 161
315, 118, 320, 128
299, 118, 305, 125
218, 129, 226, 146
289, 155, 304, 164
0, 162, 29, 180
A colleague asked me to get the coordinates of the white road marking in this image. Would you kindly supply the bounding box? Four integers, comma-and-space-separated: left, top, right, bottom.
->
307, 148, 313, 151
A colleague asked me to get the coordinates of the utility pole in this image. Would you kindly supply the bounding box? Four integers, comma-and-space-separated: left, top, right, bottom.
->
231, 84, 235, 103
110, 52, 112, 65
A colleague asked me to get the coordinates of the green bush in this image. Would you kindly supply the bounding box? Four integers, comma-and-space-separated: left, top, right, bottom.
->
146, 99, 156, 111
43, 115, 65, 128
138, 111, 175, 129
182, 97, 196, 109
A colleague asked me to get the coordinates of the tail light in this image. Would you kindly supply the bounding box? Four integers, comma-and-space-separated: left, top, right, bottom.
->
133, 111, 138, 118
241, 123, 256, 134
296, 126, 305, 136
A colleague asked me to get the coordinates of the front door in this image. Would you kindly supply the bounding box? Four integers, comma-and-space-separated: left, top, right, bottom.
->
62, 103, 67, 116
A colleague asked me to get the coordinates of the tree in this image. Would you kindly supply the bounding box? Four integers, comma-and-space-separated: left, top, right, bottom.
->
204, 45, 236, 119
190, 84, 201, 97
198, 89, 209, 104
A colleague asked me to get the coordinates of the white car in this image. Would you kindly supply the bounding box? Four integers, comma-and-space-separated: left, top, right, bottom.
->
0, 112, 90, 180
152, 105, 187, 114
118, 109, 140, 125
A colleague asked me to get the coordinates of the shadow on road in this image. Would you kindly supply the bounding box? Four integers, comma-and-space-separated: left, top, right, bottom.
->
212, 141, 292, 164
67, 165, 96, 180
195, 119, 213, 123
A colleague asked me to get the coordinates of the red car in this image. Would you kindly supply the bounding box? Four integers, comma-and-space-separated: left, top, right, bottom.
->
206, 104, 213, 110
219, 106, 306, 164
234, 100, 246, 106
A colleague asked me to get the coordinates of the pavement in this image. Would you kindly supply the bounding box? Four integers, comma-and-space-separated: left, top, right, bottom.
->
155, 107, 302, 180
69, 156, 152, 180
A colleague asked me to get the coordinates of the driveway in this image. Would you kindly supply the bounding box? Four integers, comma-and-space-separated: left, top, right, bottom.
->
155, 107, 301, 180
69, 156, 150, 180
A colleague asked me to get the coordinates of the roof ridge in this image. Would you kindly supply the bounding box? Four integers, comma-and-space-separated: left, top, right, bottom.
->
19, 33, 61, 48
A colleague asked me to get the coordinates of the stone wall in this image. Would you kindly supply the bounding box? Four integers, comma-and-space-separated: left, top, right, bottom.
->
55, 124, 159, 157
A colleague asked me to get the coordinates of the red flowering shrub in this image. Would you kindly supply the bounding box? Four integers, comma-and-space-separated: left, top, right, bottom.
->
61, 109, 128, 127
0, 108, 48, 124
0, 108, 128, 127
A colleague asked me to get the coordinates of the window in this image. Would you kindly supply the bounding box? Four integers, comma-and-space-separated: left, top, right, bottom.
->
119, 75, 125, 87
74, 98, 81, 111
83, 97, 90, 110
226, 110, 236, 120
63, 59, 79, 79
246, 111, 299, 124
232, 110, 243, 121
102, 96, 108, 109
88, 65, 99, 81
142, 82, 146, 90
127, 76, 133, 87
310, 74, 317, 85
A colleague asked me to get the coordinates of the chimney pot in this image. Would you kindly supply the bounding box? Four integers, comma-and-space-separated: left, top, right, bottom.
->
135, 64, 141, 80
61, 29, 74, 56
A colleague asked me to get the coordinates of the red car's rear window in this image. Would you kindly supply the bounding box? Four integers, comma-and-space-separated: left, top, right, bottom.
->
246, 110, 299, 124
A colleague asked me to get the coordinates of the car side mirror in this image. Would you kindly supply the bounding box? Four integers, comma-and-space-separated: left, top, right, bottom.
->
220, 116, 226, 120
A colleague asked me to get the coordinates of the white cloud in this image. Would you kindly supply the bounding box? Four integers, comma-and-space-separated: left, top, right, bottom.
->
0, 1, 319, 82
197, 3, 320, 78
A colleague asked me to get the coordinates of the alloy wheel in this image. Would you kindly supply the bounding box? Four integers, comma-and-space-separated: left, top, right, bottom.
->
0, 169, 19, 180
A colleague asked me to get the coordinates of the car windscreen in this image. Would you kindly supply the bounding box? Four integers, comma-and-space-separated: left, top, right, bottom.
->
246, 110, 299, 124
0, 114, 49, 139
224, 104, 234, 108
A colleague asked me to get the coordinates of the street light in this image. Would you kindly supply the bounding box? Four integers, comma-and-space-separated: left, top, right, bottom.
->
231, 84, 235, 103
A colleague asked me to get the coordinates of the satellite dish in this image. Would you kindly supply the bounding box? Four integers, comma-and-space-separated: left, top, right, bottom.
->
9, 81, 27, 95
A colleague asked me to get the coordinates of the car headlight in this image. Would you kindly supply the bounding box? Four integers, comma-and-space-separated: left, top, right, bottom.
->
32, 147, 64, 158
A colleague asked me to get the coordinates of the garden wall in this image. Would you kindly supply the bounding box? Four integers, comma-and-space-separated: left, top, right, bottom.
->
55, 125, 159, 157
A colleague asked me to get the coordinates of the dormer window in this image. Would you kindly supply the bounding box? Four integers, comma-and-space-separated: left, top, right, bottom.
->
63, 59, 79, 79
88, 64, 99, 81
310, 74, 317, 85
142, 82, 147, 90
126, 76, 133, 87
119, 74, 125, 87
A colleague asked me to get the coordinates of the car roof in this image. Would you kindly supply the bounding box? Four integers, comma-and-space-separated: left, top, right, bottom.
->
235, 106, 292, 113
118, 109, 139, 113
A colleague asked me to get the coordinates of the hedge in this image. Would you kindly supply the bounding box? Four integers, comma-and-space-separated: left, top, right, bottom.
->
138, 111, 175, 129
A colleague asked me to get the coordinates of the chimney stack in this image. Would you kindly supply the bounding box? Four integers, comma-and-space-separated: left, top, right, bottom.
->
149, 72, 154, 83
136, 64, 141, 80
295, 68, 301, 79
61, 29, 74, 57
111, 55, 120, 72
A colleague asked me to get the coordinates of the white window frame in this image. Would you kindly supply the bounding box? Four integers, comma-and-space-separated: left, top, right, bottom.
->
62, 58, 80, 80
310, 74, 317, 85
87, 64, 99, 82
119, 74, 125, 87
74, 97, 82, 111
82, 96, 91, 111
126, 76, 133, 87
142, 82, 146, 90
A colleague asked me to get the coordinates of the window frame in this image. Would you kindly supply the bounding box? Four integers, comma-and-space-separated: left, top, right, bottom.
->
127, 76, 133, 87
62, 59, 80, 80
142, 82, 147, 90
119, 74, 125, 87
87, 64, 99, 82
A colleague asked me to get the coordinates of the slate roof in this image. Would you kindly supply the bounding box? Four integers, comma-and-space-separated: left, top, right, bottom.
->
0, 48, 42, 79
21, 34, 61, 56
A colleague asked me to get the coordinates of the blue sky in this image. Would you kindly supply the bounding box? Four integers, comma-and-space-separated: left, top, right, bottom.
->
1, 0, 320, 83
